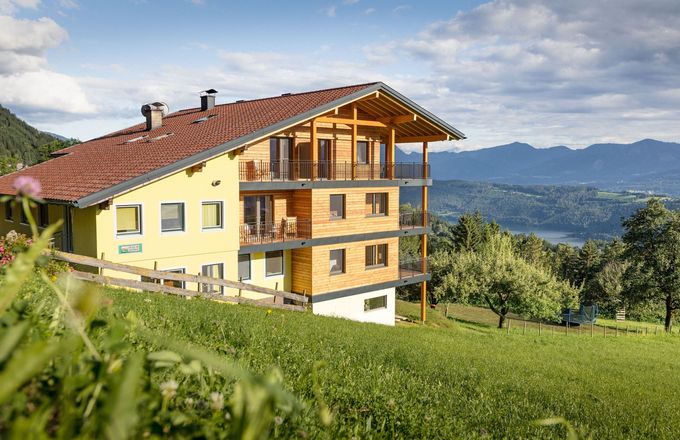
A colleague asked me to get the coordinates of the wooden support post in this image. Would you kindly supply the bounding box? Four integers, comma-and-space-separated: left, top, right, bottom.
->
445, 303, 450, 318
99, 252, 105, 275
604, 325, 607, 338
419, 140, 429, 323
591, 323, 594, 337
507, 319, 511, 334
310, 118, 318, 181
351, 104, 357, 179
539, 321, 542, 336
655, 326, 658, 335
386, 126, 395, 179
523, 321, 527, 335
238, 277, 242, 298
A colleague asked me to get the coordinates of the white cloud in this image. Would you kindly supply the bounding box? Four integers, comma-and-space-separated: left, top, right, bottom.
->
57, 0, 78, 8
0, 0, 39, 14
324, 5, 336, 17
0, 69, 92, 114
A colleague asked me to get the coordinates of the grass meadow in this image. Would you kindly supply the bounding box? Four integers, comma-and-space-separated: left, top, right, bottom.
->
90, 287, 680, 439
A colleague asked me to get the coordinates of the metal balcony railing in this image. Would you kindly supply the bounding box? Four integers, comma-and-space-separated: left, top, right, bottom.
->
239, 219, 311, 245
399, 256, 431, 279
399, 211, 432, 229
239, 161, 430, 182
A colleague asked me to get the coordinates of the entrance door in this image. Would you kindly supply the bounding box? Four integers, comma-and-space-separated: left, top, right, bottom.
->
270, 138, 293, 179
244, 195, 273, 240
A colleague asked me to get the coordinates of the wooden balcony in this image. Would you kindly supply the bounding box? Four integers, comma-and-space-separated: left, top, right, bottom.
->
239, 218, 311, 246
239, 160, 430, 182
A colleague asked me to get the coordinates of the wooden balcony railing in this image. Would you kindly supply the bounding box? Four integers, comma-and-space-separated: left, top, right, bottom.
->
399, 256, 430, 279
239, 161, 430, 182
399, 211, 432, 229
239, 219, 311, 245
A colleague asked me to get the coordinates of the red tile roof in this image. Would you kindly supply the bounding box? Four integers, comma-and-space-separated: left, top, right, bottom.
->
0, 83, 378, 205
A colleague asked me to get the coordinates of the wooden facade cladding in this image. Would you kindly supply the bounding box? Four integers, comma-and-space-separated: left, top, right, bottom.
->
309, 187, 399, 238
292, 237, 399, 295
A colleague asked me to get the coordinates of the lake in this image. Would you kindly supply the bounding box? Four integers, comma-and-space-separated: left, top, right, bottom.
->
506, 226, 586, 247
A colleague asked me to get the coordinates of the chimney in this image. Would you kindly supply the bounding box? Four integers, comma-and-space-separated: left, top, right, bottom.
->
140, 102, 168, 131
200, 89, 218, 111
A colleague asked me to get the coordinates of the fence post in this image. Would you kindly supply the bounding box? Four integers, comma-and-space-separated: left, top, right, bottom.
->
591, 323, 594, 337
655, 326, 658, 336
507, 319, 511, 335
616, 324, 619, 337
238, 277, 242, 298
604, 325, 606, 338
99, 252, 105, 276
523, 321, 527, 335
626, 324, 629, 335
539, 321, 542, 336
565, 322, 568, 336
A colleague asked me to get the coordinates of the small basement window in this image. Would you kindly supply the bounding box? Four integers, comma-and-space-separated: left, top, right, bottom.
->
201, 263, 224, 294
364, 295, 387, 311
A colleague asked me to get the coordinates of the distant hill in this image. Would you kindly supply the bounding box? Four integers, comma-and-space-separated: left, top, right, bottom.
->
401, 180, 680, 241
0, 104, 57, 165
396, 139, 680, 195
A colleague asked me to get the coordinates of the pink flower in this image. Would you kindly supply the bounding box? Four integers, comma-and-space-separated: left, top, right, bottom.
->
12, 176, 41, 198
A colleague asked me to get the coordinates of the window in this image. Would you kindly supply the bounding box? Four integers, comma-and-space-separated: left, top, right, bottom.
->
238, 254, 251, 280
365, 244, 388, 268
202, 201, 223, 229
161, 202, 185, 232
116, 205, 141, 235
4, 201, 12, 221
20, 207, 28, 224
330, 249, 345, 275
366, 193, 388, 216
357, 141, 369, 164
330, 194, 345, 220
265, 250, 283, 276
364, 295, 387, 311
201, 263, 224, 294
38, 204, 49, 228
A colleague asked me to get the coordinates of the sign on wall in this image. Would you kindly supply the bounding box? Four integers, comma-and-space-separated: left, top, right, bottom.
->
118, 243, 142, 254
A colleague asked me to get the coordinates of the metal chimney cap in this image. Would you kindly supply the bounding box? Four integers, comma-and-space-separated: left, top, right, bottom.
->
201, 89, 218, 96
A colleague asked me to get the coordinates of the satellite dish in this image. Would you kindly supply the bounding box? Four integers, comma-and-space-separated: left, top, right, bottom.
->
140, 101, 170, 117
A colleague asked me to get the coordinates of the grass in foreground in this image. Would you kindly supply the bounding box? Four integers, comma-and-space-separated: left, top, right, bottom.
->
88, 286, 680, 439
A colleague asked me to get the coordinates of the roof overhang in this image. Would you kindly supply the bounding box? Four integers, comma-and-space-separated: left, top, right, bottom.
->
74, 82, 464, 208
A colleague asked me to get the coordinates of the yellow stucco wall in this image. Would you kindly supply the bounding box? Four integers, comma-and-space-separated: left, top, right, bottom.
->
93, 152, 241, 292
0, 201, 65, 244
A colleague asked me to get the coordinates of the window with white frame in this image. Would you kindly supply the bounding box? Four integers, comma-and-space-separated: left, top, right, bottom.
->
161, 202, 185, 232
201, 263, 224, 294
238, 254, 251, 280
202, 201, 223, 229
116, 205, 141, 235
265, 250, 283, 276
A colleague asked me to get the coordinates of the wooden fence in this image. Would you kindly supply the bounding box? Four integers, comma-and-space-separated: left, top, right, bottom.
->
52, 251, 308, 312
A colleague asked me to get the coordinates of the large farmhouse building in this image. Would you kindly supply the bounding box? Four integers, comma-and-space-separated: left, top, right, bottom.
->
0, 83, 464, 325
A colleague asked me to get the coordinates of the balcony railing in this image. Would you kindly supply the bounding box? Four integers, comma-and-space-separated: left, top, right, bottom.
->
239, 160, 430, 182
399, 256, 430, 279
399, 211, 432, 229
240, 219, 311, 246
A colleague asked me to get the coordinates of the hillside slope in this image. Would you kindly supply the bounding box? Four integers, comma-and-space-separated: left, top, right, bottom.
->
400, 180, 678, 239
0, 104, 56, 164
397, 139, 680, 194
99, 287, 680, 438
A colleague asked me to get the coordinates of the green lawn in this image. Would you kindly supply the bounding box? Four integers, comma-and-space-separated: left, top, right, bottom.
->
91, 288, 680, 438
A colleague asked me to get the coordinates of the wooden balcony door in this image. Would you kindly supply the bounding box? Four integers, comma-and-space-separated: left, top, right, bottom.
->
270, 137, 293, 180
318, 139, 331, 180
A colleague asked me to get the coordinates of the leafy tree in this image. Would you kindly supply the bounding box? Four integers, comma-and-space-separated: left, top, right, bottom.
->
0, 156, 20, 176
622, 199, 680, 331
515, 233, 545, 266
438, 232, 578, 328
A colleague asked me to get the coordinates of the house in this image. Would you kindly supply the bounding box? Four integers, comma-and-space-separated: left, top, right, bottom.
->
0, 82, 464, 325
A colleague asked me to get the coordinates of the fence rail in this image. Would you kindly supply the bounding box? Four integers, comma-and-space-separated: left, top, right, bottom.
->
399, 211, 432, 229
52, 251, 308, 310
239, 160, 430, 182
239, 219, 311, 245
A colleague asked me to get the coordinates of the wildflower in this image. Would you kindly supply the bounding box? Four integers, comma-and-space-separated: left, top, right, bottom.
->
209, 392, 224, 411
267, 309, 273, 315
160, 380, 178, 400
12, 176, 41, 199
185, 397, 195, 408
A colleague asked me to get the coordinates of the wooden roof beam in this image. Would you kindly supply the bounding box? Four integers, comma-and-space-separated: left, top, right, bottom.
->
377, 114, 417, 125
396, 134, 449, 143
316, 116, 387, 128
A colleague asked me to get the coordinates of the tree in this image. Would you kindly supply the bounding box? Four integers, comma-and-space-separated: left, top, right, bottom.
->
622, 199, 680, 332
438, 232, 578, 328
451, 211, 484, 252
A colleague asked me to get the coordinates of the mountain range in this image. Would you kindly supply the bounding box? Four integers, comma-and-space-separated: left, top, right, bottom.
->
396, 139, 680, 195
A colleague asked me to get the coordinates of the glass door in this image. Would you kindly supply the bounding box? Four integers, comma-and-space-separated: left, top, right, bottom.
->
244, 195, 273, 241
270, 138, 293, 180
318, 139, 331, 179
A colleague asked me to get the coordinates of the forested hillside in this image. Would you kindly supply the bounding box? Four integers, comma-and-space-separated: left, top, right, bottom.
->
0, 105, 57, 164
401, 180, 679, 239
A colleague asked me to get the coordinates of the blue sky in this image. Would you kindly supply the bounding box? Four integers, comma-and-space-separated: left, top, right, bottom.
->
1, 0, 680, 151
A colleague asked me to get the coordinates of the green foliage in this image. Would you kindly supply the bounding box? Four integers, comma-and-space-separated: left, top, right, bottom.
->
622, 198, 680, 331
437, 232, 578, 327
